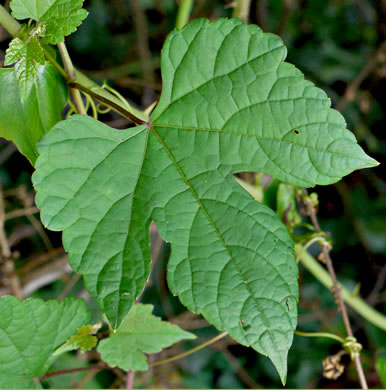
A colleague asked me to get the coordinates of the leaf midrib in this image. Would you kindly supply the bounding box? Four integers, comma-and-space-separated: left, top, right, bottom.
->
150, 125, 279, 356
151, 123, 369, 162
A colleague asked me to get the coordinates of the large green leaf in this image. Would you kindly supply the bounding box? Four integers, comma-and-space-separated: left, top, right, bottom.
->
98, 304, 195, 371
32, 18, 377, 382
0, 296, 90, 388
4, 37, 45, 102
0, 63, 67, 164
10, 0, 88, 44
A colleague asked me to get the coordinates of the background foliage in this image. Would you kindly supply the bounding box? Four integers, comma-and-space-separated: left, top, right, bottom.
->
0, 0, 385, 388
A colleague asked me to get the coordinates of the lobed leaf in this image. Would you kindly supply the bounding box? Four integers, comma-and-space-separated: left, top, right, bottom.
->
10, 0, 88, 44
97, 304, 196, 371
32, 18, 378, 382
0, 63, 68, 164
5, 37, 45, 101
0, 296, 90, 388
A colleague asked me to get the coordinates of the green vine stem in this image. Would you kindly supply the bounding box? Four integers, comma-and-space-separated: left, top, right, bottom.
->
69, 82, 146, 125
149, 331, 228, 367
0, 4, 20, 37
232, 0, 252, 22
57, 42, 86, 115
295, 330, 345, 343
295, 243, 386, 332
0, 4, 148, 123
176, 0, 193, 29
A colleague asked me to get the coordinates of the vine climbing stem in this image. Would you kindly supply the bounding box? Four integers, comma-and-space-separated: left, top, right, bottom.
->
176, 0, 193, 29
302, 190, 368, 389
57, 42, 86, 115
0, 4, 20, 37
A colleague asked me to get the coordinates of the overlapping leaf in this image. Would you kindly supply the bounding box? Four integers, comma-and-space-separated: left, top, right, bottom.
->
98, 304, 195, 371
0, 296, 90, 388
4, 37, 45, 101
32, 18, 377, 382
10, 0, 88, 44
0, 63, 67, 164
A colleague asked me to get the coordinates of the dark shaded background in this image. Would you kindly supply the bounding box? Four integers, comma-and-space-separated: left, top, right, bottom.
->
0, 0, 385, 388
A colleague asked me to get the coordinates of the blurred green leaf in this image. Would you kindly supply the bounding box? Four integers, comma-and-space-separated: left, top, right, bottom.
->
0, 296, 90, 388
0, 64, 67, 164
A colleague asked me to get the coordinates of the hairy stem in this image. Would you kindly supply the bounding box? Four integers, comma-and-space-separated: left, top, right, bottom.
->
176, 0, 193, 29
296, 233, 368, 390
0, 185, 22, 299
0, 4, 21, 37
57, 42, 86, 115
295, 244, 386, 332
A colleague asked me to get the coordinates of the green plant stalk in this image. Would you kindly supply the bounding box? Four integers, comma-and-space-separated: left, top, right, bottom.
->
57, 42, 86, 115
295, 330, 345, 343
74, 72, 148, 122
0, 4, 21, 37
176, 0, 193, 29
0, 4, 148, 123
232, 0, 251, 22
295, 244, 386, 332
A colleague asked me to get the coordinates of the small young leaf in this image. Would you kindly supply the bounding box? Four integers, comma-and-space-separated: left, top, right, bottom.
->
98, 304, 196, 371
5, 37, 45, 101
33, 18, 378, 383
10, 0, 88, 44
54, 323, 101, 355
0, 64, 67, 164
0, 296, 90, 388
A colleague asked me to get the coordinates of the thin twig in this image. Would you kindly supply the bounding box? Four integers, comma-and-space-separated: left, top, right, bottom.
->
4, 207, 40, 220
149, 331, 228, 367
130, 0, 156, 107
40, 364, 108, 380
296, 244, 386, 332
0, 185, 22, 299
126, 371, 134, 389
57, 273, 82, 301
73, 368, 100, 389
336, 40, 386, 112
303, 192, 368, 389
222, 349, 261, 388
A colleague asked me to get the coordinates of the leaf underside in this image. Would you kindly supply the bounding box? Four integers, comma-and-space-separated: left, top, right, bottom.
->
98, 304, 196, 371
32, 18, 377, 382
0, 296, 90, 388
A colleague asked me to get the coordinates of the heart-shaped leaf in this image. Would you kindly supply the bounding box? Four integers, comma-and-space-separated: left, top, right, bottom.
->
32, 18, 377, 382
